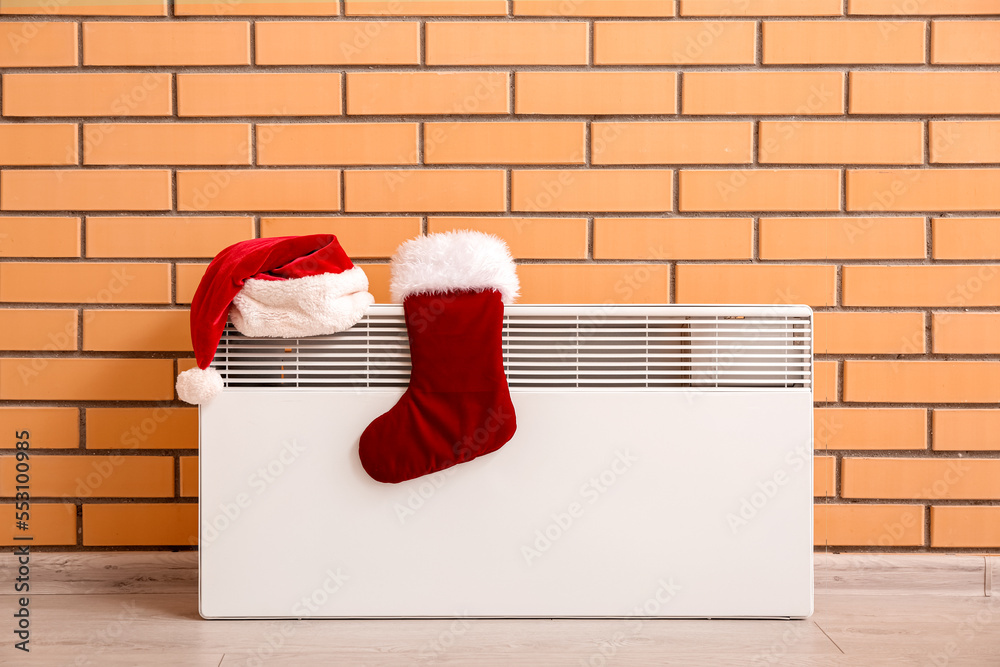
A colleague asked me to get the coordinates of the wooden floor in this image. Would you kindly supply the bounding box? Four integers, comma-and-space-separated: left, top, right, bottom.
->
2, 553, 998, 666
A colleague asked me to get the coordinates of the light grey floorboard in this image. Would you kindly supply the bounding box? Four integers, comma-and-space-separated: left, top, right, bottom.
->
3, 553, 1000, 665
814, 554, 987, 596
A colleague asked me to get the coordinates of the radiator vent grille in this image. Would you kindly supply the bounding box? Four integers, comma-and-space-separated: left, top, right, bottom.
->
213, 307, 811, 391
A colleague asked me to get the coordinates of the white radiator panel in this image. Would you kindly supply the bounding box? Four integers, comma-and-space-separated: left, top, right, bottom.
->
199, 388, 814, 619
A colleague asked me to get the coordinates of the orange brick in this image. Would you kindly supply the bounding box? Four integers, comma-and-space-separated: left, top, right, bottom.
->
675, 264, 836, 307
931, 506, 1000, 548
358, 263, 391, 303
514, 0, 674, 15
427, 21, 587, 66
815, 408, 927, 451
516, 72, 677, 115
933, 217, 1000, 259
0, 217, 80, 257
0, 358, 174, 401
844, 361, 1000, 403
83, 310, 191, 352
679, 169, 841, 212
0, 21, 76, 66
83, 21, 249, 66
177, 73, 341, 117
86, 216, 253, 258
843, 458, 1000, 500
592, 122, 753, 165
87, 407, 198, 450
345, 170, 505, 213
933, 313, 1000, 354
517, 264, 669, 304
850, 0, 1000, 14
850, 72, 1000, 114
815, 504, 924, 548
931, 121, 1000, 164
0, 309, 77, 352
2, 0, 166, 15
847, 169, 1000, 212
84, 123, 251, 166
175, 0, 340, 14
180, 456, 198, 497
0, 407, 79, 449
512, 169, 673, 213
759, 121, 923, 165
595, 21, 755, 65
933, 20, 1000, 64
815, 456, 836, 497
2, 73, 172, 117
593, 217, 753, 260
843, 265, 1000, 307
261, 217, 421, 257
347, 72, 509, 115
83, 504, 197, 547
177, 170, 340, 212
683, 72, 844, 115
0, 455, 173, 498
175, 263, 208, 305
763, 21, 925, 64
814, 360, 838, 402
256, 21, 419, 65
0, 262, 171, 304
682, 0, 842, 15
346, 0, 505, 14
815, 312, 925, 355
428, 217, 589, 260
759, 217, 926, 260
257, 123, 418, 166
0, 123, 76, 166
1, 169, 171, 212
0, 503, 76, 546
934, 410, 1000, 451
425, 122, 585, 165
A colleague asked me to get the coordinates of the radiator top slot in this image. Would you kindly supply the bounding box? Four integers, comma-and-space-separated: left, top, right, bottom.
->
212, 306, 812, 390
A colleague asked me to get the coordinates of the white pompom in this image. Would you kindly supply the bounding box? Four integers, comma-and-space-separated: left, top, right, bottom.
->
176, 367, 223, 405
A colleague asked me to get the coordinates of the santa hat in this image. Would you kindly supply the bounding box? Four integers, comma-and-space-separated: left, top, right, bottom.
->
176, 234, 374, 405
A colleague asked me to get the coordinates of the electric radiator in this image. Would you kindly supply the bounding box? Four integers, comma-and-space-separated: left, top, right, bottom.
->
199, 304, 814, 619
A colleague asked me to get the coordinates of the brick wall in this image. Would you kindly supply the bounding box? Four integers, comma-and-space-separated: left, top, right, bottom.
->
1, 0, 999, 551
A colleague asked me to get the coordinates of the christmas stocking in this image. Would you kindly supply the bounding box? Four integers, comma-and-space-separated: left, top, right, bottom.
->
359, 231, 520, 484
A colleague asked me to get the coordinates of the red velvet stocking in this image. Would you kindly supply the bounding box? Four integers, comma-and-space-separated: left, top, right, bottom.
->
359, 288, 517, 484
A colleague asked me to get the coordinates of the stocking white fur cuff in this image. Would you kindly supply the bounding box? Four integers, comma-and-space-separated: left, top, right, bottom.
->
390, 231, 519, 304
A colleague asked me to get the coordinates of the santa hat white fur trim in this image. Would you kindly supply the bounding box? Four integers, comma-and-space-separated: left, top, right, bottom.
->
231, 266, 373, 338
390, 231, 519, 304
176, 367, 223, 405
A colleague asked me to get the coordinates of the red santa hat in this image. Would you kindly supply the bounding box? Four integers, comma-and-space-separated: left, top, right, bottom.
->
176, 234, 373, 405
